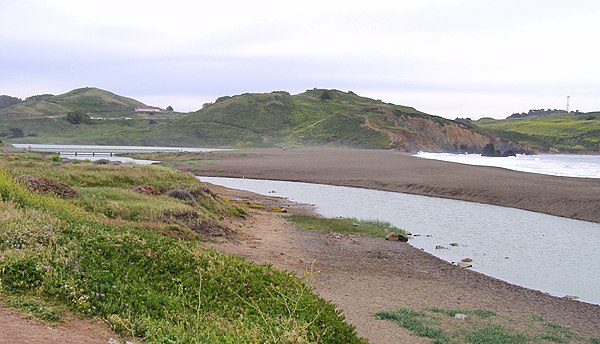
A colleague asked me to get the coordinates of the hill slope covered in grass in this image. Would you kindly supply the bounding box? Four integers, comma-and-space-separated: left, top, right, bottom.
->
0, 87, 148, 119
1, 87, 530, 153
474, 112, 600, 152
0, 148, 364, 343
155, 89, 524, 153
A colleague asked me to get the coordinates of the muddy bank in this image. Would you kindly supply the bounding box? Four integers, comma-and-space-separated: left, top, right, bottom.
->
172, 148, 600, 223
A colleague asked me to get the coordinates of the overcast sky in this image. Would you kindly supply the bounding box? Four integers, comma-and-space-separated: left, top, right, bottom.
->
2, 0, 599, 119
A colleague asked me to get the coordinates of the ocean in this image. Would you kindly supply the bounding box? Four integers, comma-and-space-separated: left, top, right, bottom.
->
414, 152, 600, 179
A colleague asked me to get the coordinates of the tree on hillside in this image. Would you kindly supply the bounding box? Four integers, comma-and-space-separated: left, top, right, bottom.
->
9, 127, 24, 138
66, 111, 92, 124
166, 106, 174, 112
0, 95, 22, 110
320, 90, 332, 100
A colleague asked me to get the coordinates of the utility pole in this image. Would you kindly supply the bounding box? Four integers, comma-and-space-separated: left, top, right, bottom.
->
566, 96, 570, 113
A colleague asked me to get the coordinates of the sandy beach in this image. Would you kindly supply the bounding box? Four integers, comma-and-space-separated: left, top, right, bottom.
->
174, 147, 600, 223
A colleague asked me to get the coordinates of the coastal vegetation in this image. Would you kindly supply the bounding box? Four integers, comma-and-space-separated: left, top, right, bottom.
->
0, 87, 144, 119
0, 148, 365, 343
287, 215, 407, 239
377, 307, 598, 344
473, 112, 600, 152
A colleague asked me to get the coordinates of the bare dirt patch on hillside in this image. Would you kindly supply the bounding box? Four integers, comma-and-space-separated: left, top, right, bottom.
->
0, 305, 121, 344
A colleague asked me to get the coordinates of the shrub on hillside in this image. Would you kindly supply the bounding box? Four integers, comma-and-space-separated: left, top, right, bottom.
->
66, 111, 92, 124
166, 189, 196, 202
9, 127, 24, 138
320, 90, 332, 100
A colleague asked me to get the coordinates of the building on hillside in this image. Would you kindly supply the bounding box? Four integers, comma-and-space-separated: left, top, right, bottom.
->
135, 106, 162, 112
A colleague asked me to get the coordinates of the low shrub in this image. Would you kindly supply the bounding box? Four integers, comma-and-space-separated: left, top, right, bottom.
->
166, 189, 196, 202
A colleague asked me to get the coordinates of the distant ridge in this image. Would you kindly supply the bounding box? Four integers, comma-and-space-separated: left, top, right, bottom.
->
0, 87, 146, 119
0, 87, 532, 153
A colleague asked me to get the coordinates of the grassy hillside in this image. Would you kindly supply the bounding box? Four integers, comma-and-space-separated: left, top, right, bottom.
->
154, 89, 503, 152
0, 87, 166, 120
0, 148, 364, 343
1, 87, 525, 153
474, 112, 600, 152
0, 117, 163, 145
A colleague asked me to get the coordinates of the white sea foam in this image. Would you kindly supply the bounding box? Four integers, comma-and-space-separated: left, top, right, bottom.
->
414, 152, 600, 179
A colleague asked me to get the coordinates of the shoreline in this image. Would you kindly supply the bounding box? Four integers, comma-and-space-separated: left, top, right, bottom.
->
165, 147, 600, 223
204, 178, 599, 304
207, 183, 600, 342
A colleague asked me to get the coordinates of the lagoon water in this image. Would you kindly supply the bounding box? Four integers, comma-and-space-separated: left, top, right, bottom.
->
200, 176, 600, 305
415, 152, 600, 179
11, 144, 232, 165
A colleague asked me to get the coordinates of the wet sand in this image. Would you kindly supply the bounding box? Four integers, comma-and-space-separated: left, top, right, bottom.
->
179, 147, 600, 223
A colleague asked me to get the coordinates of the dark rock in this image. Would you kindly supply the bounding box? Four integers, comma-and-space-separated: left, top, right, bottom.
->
93, 159, 111, 165
482, 143, 501, 157
385, 232, 408, 242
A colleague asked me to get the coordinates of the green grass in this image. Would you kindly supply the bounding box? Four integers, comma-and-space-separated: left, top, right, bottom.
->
429, 308, 496, 319
0, 150, 366, 343
3, 296, 63, 321
287, 215, 407, 239
474, 113, 600, 152
465, 324, 529, 344
75, 187, 194, 221
377, 307, 596, 344
376, 308, 448, 344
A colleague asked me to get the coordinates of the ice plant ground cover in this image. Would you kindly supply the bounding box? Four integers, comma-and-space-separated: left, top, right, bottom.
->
0, 147, 365, 343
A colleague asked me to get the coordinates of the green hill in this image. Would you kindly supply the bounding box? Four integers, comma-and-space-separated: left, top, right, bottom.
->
0, 87, 147, 119
0, 87, 530, 153
152, 89, 519, 152
0, 88, 185, 144
474, 112, 600, 152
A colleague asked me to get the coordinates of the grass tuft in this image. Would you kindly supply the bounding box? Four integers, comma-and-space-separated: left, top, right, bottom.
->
5, 296, 62, 321
288, 215, 407, 239
376, 308, 448, 344
429, 308, 496, 319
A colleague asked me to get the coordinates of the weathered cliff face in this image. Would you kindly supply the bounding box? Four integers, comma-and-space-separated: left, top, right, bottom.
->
363, 108, 532, 154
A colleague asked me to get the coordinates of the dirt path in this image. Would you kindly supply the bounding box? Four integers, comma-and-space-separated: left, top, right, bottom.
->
171, 148, 600, 223
0, 305, 118, 344
210, 185, 600, 343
